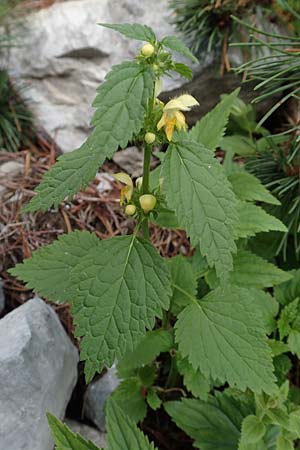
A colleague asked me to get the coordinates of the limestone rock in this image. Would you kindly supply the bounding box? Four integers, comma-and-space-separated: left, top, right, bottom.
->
0, 297, 79, 450
6, 0, 182, 153
84, 365, 120, 432
65, 419, 107, 448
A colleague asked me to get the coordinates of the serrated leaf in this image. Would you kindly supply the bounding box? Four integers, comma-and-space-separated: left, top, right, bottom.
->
9, 230, 99, 303
117, 329, 173, 377
228, 172, 280, 205
268, 339, 289, 357
24, 62, 154, 212
47, 413, 101, 450
221, 135, 257, 156
175, 285, 276, 393
106, 398, 157, 450
99, 23, 156, 42
276, 435, 293, 450
161, 133, 237, 280
70, 235, 171, 381
190, 89, 240, 151
161, 35, 198, 63
165, 391, 254, 450
249, 289, 279, 335
111, 378, 147, 423
278, 298, 299, 340
288, 329, 300, 358
168, 255, 197, 315
239, 415, 266, 447
206, 250, 291, 289
274, 269, 300, 306
172, 62, 193, 80
237, 202, 287, 238
176, 356, 210, 400
147, 388, 162, 410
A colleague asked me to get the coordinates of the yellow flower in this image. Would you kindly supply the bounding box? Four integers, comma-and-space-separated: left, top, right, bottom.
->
139, 194, 157, 213
113, 172, 133, 205
157, 94, 199, 141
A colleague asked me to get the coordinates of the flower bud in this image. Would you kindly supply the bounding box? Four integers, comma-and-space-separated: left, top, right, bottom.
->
136, 177, 143, 190
139, 194, 157, 213
125, 204, 136, 216
141, 43, 155, 57
144, 132, 156, 144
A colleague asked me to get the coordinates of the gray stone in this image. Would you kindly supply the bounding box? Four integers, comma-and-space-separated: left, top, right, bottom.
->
0, 297, 79, 450
84, 365, 120, 432
65, 419, 107, 448
6, 0, 184, 153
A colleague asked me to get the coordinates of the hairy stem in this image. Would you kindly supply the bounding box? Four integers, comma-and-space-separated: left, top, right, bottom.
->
141, 143, 152, 240
142, 143, 151, 194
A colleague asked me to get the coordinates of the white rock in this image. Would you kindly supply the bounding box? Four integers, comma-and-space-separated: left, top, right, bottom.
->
6, 0, 184, 153
65, 419, 107, 448
0, 297, 79, 450
84, 365, 120, 432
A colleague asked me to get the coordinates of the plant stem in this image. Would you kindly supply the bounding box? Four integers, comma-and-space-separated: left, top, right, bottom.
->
165, 355, 179, 389
142, 143, 151, 194
141, 143, 152, 240
141, 219, 150, 240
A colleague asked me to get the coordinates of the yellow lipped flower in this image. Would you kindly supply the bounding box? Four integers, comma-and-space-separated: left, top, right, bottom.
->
157, 94, 199, 141
113, 173, 133, 205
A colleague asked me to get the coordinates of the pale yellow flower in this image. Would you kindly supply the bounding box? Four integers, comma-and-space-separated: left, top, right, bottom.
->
157, 94, 199, 141
113, 173, 133, 205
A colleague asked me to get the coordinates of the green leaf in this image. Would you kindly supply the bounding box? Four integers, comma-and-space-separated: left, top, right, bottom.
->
175, 285, 276, 393
9, 230, 99, 303
287, 409, 300, 438
117, 329, 173, 377
106, 398, 158, 450
161, 133, 237, 280
190, 89, 240, 151
161, 35, 198, 63
47, 413, 101, 450
288, 329, 300, 358
71, 235, 171, 381
274, 355, 292, 385
221, 135, 257, 156
228, 172, 280, 205
207, 250, 292, 289
111, 378, 147, 423
147, 388, 162, 411
276, 435, 293, 450
98, 23, 156, 42
268, 340, 289, 357
239, 415, 266, 446
274, 269, 300, 305
237, 202, 287, 238
165, 391, 254, 450
176, 356, 210, 400
249, 289, 279, 335
23, 62, 154, 212
168, 255, 197, 315
278, 298, 299, 340
151, 208, 180, 229
172, 62, 193, 80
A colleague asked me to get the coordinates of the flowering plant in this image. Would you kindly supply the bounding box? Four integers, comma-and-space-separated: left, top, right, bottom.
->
9, 23, 299, 450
